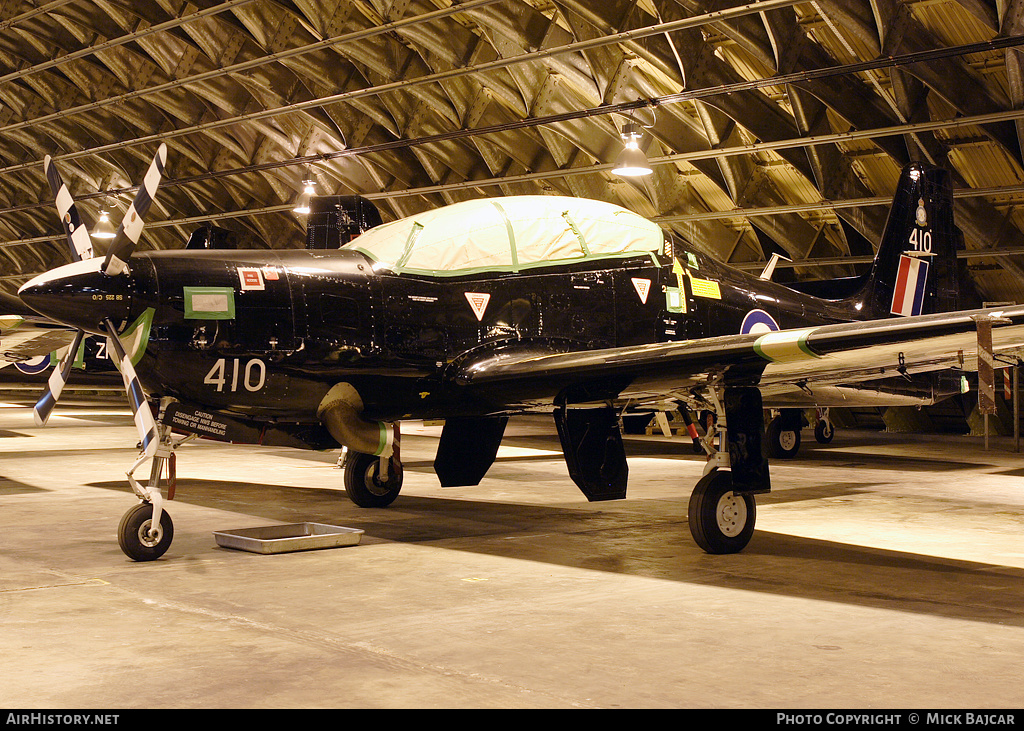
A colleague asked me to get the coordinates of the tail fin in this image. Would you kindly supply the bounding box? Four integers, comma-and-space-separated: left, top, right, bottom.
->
845, 161, 961, 319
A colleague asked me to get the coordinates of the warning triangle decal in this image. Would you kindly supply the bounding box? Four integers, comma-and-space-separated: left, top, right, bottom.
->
631, 277, 651, 304
465, 292, 491, 321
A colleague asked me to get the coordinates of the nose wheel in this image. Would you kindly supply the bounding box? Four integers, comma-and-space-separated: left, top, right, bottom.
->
118, 502, 174, 562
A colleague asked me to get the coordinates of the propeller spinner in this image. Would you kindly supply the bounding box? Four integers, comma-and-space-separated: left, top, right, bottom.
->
19, 256, 136, 333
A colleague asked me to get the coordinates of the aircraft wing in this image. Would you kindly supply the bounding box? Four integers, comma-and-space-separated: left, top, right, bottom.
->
0, 315, 75, 369
452, 305, 1024, 405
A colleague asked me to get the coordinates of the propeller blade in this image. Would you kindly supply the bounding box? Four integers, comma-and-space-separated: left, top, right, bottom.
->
104, 318, 158, 460
33, 328, 86, 427
102, 143, 167, 276
43, 155, 94, 261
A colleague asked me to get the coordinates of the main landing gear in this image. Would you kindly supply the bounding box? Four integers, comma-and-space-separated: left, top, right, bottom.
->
764, 407, 834, 458
814, 407, 835, 444
340, 422, 404, 507
342, 414, 521, 508
686, 384, 771, 554
331, 394, 769, 555
765, 408, 802, 458
688, 469, 756, 554
342, 449, 404, 507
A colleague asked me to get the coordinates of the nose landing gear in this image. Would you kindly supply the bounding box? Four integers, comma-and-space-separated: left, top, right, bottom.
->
117, 411, 195, 561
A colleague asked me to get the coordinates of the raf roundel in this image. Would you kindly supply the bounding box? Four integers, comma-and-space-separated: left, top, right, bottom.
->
740, 309, 780, 335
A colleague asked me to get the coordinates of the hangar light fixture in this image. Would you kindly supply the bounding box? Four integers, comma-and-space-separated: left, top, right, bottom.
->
612, 122, 652, 177
293, 174, 316, 214
91, 210, 116, 239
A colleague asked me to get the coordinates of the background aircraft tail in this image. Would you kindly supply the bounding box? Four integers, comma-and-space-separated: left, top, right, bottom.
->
843, 161, 967, 319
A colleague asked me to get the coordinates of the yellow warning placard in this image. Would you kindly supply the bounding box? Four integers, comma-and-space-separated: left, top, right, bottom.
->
687, 270, 721, 299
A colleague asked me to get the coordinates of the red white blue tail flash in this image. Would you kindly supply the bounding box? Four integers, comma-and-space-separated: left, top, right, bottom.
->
890, 255, 930, 317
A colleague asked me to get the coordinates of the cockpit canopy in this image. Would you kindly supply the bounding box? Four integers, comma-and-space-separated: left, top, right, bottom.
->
342, 195, 664, 277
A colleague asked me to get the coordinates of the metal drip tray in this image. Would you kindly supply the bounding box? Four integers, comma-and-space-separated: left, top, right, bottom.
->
213, 523, 364, 554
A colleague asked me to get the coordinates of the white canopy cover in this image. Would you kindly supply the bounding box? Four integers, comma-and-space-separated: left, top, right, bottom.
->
343, 195, 664, 277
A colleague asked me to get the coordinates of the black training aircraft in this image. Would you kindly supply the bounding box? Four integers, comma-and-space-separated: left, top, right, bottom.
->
17, 145, 1024, 561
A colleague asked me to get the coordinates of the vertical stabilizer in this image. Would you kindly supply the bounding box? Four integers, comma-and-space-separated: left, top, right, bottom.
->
846, 162, 960, 319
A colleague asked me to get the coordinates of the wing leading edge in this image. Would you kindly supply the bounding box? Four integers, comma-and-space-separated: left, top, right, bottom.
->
451, 305, 1024, 405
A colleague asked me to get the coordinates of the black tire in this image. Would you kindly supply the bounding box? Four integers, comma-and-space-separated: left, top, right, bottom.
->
814, 419, 835, 444
343, 451, 403, 507
687, 469, 756, 554
117, 502, 173, 562
765, 416, 801, 458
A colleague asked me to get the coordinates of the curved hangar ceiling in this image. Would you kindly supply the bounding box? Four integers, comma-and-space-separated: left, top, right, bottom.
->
2, 0, 1024, 306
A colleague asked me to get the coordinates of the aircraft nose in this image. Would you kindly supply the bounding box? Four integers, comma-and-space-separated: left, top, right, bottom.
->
19, 258, 134, 334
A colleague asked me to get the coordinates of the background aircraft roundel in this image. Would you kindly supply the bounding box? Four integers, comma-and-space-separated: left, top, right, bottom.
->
14, 355, 50, 375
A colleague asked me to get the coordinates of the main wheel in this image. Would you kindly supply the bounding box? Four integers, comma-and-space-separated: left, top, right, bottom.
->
765, 416, 801, 458
117, 502, 174, 562
343, 451, 403, 507
687, 469, 756, 554
814, 419, 835, 444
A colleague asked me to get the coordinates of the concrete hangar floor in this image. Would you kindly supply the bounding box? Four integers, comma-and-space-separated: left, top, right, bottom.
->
1, 393, 1023, 710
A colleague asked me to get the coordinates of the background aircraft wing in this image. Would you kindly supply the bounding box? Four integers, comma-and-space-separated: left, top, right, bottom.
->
0, 290, 75, 369
0, 316, 75, 368
451, 305, 1024, 404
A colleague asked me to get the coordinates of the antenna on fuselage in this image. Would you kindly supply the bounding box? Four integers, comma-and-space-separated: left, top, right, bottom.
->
759, 252, 791, 281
